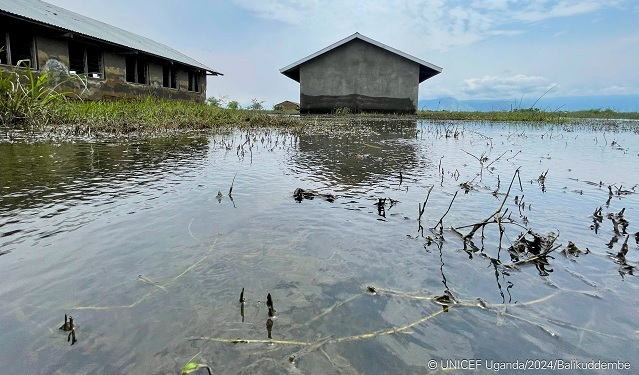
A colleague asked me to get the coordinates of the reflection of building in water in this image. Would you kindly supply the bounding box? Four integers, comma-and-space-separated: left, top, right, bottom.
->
289, 120, 430, 189
0, 137, 210, 212
280, 33, 442, 114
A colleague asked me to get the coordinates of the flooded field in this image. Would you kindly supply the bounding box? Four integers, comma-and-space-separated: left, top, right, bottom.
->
1, 119, 638, 374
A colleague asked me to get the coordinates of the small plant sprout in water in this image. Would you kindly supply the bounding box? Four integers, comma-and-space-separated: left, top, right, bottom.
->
181, 351, 212, 375
181, 362, 212, 375
59, 314, 77, 345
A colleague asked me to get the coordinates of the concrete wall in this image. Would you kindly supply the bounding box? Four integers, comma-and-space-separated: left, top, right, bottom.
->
1, 16, 207, 103
299, 39, 419, 114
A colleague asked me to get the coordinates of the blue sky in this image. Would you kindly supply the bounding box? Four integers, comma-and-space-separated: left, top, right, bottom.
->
44, 0, 639, 108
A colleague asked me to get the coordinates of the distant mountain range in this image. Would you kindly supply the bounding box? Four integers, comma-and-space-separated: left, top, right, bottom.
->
418, 95, 639, 112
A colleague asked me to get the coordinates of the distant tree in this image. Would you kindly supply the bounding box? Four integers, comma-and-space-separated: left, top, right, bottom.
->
206, 95, 228, 107
227, 100, 240, 110
248, 98, 264, 111
273, 104, 283, 111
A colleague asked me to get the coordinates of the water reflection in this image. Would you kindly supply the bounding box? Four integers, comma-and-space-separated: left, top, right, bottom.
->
289, 119, 428, 192
1, 122, 639, 374
266, 318, 273, 339
0, 136, 210, 213
0, 136, 210, 248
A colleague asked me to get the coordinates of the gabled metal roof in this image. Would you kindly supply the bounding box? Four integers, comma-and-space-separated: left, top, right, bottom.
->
280, 32, 441, 83
0, 0, 222, 75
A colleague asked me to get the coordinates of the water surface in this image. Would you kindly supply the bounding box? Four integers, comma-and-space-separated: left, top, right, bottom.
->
1, 119, 638, 374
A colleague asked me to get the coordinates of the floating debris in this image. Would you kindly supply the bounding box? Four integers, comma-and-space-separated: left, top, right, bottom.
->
433, 291, 457, 306
460, 181, 473, 194
475, 298, 488, 309
137, 275, 166, 291
293, 188, 336, 203
561, 241, 584, 258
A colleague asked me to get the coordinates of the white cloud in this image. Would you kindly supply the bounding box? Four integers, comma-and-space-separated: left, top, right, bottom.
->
461, 74, 559, 99
233, 0, 625, 52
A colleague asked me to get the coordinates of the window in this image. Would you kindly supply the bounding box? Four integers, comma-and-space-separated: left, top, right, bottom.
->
188, 71, 199, 92
163, 65, 177, 89
125, 56, 147, 84
1, 31, 36, 68
0, 31, 7, 65
68, 42, 103, 78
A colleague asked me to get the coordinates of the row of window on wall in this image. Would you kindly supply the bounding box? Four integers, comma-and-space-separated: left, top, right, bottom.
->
1, 32, 200, 93
125, 56, 199, 92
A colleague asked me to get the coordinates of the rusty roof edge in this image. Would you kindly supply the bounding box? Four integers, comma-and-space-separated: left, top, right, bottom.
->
0, 0, 222, 75
279, 32, 442, 77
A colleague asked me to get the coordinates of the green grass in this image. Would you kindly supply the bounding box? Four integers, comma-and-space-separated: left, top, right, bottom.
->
558, 108, 639, 120
46, 98, 304, 135
2, 90, 304, 136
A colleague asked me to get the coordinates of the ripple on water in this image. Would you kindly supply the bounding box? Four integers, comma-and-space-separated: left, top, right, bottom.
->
1, 122, 638, 374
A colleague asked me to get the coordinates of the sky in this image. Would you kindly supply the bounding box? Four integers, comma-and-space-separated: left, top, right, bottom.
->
43, 0, 639, 108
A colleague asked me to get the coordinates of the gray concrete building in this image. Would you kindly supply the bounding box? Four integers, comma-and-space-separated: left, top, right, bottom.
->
280, 33, 442, 114
0, 0, 221, 103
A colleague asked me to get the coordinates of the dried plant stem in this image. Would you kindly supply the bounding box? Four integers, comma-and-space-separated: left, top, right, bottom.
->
432, 191, 458, 234
461, 168, 521, 239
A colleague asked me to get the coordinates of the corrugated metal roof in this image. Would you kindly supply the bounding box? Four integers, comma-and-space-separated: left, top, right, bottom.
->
0, 0, 221, 75
280, 32, 441, 83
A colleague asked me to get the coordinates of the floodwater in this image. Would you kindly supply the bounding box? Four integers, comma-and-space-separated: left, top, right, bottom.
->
1, 119, 638, 374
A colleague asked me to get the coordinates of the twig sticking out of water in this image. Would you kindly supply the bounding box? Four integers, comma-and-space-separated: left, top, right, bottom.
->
228, 173, 237, 198
228, 173, 237, 208
461, 168, 522, 240
418, 185, 434, 237
432, 191, 458, 236
267, 293, 276, 317
59, 315, 77, 345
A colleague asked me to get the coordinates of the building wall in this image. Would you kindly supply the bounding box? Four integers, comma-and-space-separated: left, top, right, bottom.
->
2, 16, 207, 103
299, 39, 419, 114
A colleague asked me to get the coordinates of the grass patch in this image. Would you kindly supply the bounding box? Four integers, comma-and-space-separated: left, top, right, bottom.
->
2, 97, 304, 137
